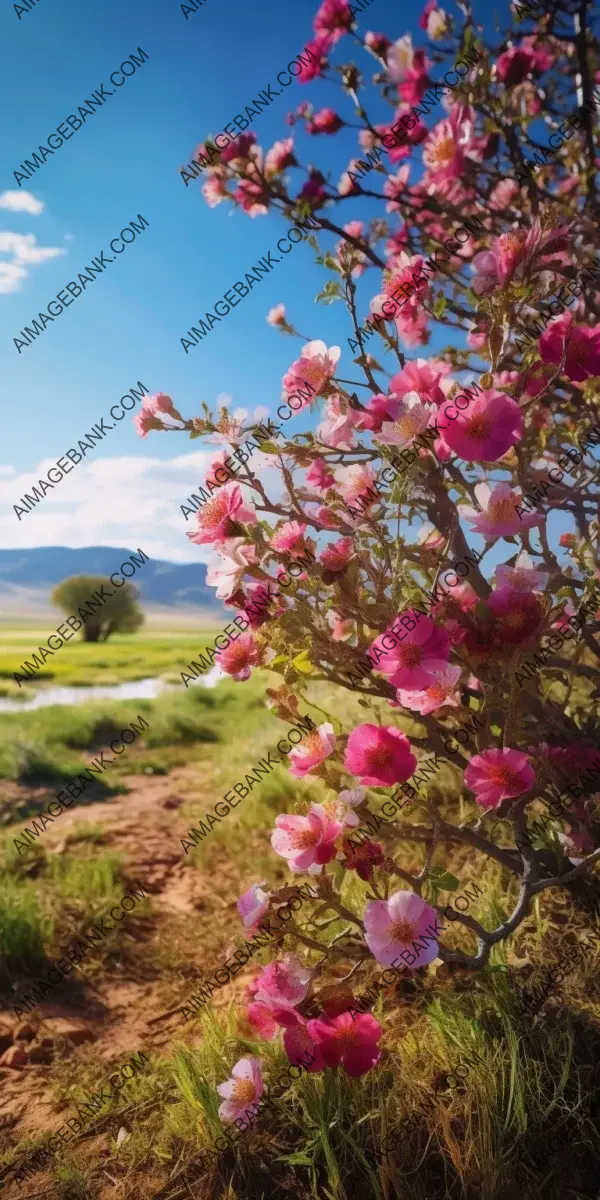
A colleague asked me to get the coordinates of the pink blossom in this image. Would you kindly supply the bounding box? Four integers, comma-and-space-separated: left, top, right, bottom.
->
307, 1011, 382, 1076
327, 610, 354, 641
254, 954, 312, 1011
460, 482, 539, 537
267, 303, 287, 328
336, 463, 378, 511
348, 393, 396, 433
487, 587, 543, 646
187, 486, 257, 547
314, 0, 353, 42
247, 1003, 280, 1040
205, 539, 258, 600
271, 520, 308, 555
320, 537, 354, 574
465, 748, 535, 809
233, 178, 269, 217
495, 553, 549, 592
220, 132, 257, 163
398, 51, 431, 104
307, 107, 343, 134
423, 118, 465, 182
202, 174, 229, 207
344, 723, 417, 787
496, 44, 542, 86
378, 391, 437, 447
364, 890, 440, 968
372, 251, 432, 322
389, 357, 452, 406
217, 1056, 263, 1124
237, 883, 271, 930
488, 179, 520, 212
288, 725, 337, 779
539, 312, 600, 382
426, 6, 450, 38
282, 340, 341, 405
283, 1018, 326, 1071
386, 33, 417, 80
396, 663, 462, 714
365, 31, 391, 57
133, 395, 164, 438
383, 165, 411, 212
440, 391, 523, 463
265, 137, 296, 176
371, 613, 450, 690
297, 37, 331, 83
298, 168, 328, 208
316, 394, 357, 449
272, 801, 342, 871
306, 458, 335, 491
215, 631, 262, 681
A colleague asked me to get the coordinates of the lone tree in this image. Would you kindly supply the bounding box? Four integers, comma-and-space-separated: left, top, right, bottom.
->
51, 575, 145, 643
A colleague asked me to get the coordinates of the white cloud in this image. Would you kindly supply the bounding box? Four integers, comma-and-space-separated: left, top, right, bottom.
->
0, 451, 220, 565
0, 190, 44, 215
0, 231, 66, 265
0, 261, 27, 294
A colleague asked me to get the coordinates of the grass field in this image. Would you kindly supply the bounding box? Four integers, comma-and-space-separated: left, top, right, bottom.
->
0, 626, 599, 1200
0, 620, 221, 696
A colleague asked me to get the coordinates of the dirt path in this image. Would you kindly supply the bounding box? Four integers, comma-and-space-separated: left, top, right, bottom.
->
0, 764, 252, 1192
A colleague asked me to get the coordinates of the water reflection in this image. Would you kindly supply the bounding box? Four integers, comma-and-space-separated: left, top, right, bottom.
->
0, 664, 224, 712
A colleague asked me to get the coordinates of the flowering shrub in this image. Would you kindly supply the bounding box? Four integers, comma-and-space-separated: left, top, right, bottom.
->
140, 0, 600, 1108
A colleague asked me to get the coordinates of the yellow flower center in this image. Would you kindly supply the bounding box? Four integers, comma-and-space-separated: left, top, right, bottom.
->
232, 1078, 257, 1104
434, 136, 456, 165
292, 827, 320, 850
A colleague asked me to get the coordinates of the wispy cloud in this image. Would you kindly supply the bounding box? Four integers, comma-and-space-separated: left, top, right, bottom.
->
0, 451, 217, 565
0, 190, 44, 215
0, 192, 66, 294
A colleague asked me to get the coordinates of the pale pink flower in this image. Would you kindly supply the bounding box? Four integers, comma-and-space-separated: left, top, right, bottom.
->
371, 613, 450, 690
215, 631, 262, 681
336, 463, 378, 509
364, 890, 440, 967
344, 723, 417, 787
233, 178, 269, 217
396, 663, 462, 714
465, 748, 535, 809
386, 34, 417, 80
205, 539, 258, 600
460, 482, 539, 537
383, 165, 411, 212
488, 179, 520, 212
337, 787, 366, 826
217, 1056, 263, 1124
187, 486, 257, 546
378, 392, 437, 447
423, 118, 465, 182
320, 537, 354, 574
440, 390, 523, 463
327, 610, 354, 641
389, 358, 452, 406
267, 303, 287, 328
254, 954, 312, 1011
272, 801, 342, 871
202, 175, 229, 207
133, 395, 164, 438
282, 340, 341, 404
371, 251, 432, 321
426, 6, 450, 38
495, 553, 549, 592
288, 725, 337, 779
237, 883, 271, 930
265, 137, 296, 176
271, 521, 308, 555
316, 394, 357, 449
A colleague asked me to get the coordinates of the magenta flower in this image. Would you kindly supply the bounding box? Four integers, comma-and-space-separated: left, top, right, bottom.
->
307, 106, 343, 134
539, 312, 600, 382
187, 486, 257, 546
440, 390, 523, 463
364, 890, 440, 968
215, 631, 262, 681
487, 586, 543, 646
320, 537, 354, 574
264, 137, 296, 176
495, 553, 549, 592
314, 0, 353, 42
389, 357, 452, 407
344, 724, 417, 787
217, 1056, 263, 1124
283, 1017, 326, 1072
396, 663, 462, 714
306, 458, 335, 492
465, 748, 536, 810
237, 883, 271, 930
307, 1011, 382, 1077
288, 724, 337, 778
371, 613, 450, 690
272, 802, 343, 873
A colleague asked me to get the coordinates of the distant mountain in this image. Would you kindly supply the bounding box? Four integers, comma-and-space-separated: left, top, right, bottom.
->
0, 546, 221, 616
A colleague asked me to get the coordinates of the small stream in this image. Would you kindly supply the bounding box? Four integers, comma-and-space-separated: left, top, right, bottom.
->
0, 663, 225, 712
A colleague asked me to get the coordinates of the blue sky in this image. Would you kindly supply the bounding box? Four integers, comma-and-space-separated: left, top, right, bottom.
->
0, 0, 573, 572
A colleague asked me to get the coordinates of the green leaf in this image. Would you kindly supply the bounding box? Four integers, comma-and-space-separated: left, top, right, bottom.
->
429, 867, 460, 891
434, 294, 447, 318
257, 441, 279, 454
292, 650, 315, 674
306, 235, 320, 253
